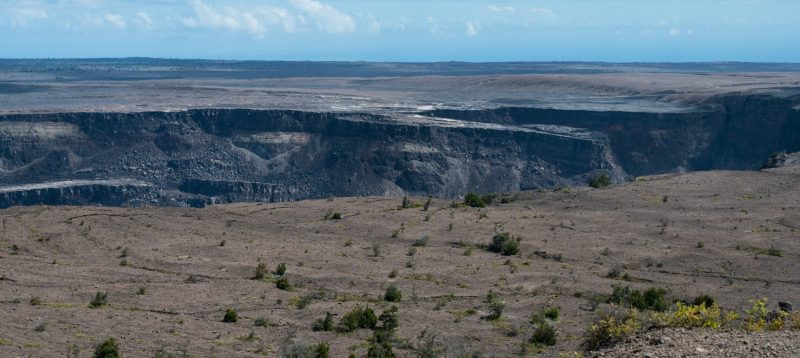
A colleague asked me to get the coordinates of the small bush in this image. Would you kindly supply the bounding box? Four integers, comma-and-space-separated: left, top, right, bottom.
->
544, 306, 560, 321
582, 310, 640, 351
276, 277, 291, 291
338, 306, 378, 332
312, 312, 335, 332
136, 287, 146, 295
488, 233, 520, 256
94, 337, 120, 358
530, 322, 557, 346
412, 236, 429, 247
464, 193, 486, 208
89, 292, 108, 308
366, 330, 396, 358
275, 263, 287, 276
486, 300, 505, 321
324, 210, 342, 220
423, 197, 432, 211
379, 306, 399, 331
657, 302, 735, 329
692, 294, 715, 307
384, 285, 402, 302
401, 196, 413, 209
313, 342, 330, 358
223, 309, 238, 323
254, 262, 269, 280
589, 174, 611, 188
607, 285, 667, 312
254, 317, 271, 327
745, 298, 786, 331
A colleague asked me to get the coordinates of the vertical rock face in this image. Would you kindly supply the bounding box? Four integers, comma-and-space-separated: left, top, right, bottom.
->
429, 93, 800, 176
0, 92, 797, 207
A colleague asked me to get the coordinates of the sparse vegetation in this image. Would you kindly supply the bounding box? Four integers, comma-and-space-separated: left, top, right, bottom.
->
582, 310, 641, 351
412, 235, 429, 247
254, 317, 271, 327
254, 262, 269, 280
89, 292, 108, 308
464, 192, 486, 208
384, 285, 402, 302
312, 312, 335, 331
589, 174, 611, 188
485, 292, 505, 320
338, 306, 378, 332
366, 330, 396, 358
93, 338, 120, 358
530, 322, 557, 346
607, 285, 668, 312
223, 309, 238, 323
275, 263, 287, 276
276, 277, 291, 291
488, 232, 520, 255
324, 210, 342, 220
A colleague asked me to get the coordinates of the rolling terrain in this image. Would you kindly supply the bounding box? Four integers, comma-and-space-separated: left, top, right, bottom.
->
1, 165, 798, 357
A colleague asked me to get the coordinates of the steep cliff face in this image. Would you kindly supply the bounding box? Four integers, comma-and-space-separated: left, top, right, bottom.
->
429, 94, 800, 176
0, 109, 618, 206
0, 92, 796, 207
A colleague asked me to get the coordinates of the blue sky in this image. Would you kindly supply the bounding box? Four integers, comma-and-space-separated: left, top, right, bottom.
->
1, 0, 799, 62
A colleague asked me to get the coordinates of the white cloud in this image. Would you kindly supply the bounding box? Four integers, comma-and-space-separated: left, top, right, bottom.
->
289, 0, 355, 34
669, 28, 681, 36
135, 12, 155, 30
365, 14, 381, 34
104, 14, 126, 29
466, 21, 479, 36
488, 5, 515, 13
181, 0, 301, 37
11, 7, 49, 27
427, 16, 444, 36
530, 8, 556, 19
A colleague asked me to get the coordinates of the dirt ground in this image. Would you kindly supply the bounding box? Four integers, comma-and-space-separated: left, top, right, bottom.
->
1, 168, 799, 357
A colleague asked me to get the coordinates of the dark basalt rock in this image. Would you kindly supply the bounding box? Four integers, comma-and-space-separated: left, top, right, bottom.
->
0, 92, 798, 208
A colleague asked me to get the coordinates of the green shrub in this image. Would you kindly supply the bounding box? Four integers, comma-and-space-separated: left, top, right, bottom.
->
412, 236, 429, 247
366, 330, 396, 358
486, 300, 505, 321
254, 317, 271, 327
276, 277, 291, 291
379, 306, 399, 331
488, 233, 520, 256
530, 322, 557, 346
607, 285, 667, 312
656, 302, 736, 329
94, 337, 120, 358
254, 262, 268, 280
275, 263, 287, 276
338, 306, 378, 332
480, 193, 497, 205
423, 197, 432, 211
384, 285, 402, 302
582, 310, 640, 351
464, 193, 486, 208
401, 196, 413, 209
313, 312, 335, 332
223, 309, 238, 323
89, 292, 108, 308
324, 210, 342, 220
692, 294, 716, 308
544, 306, 560, 321
589, 174, 611, 188
313, 342, 330, 358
